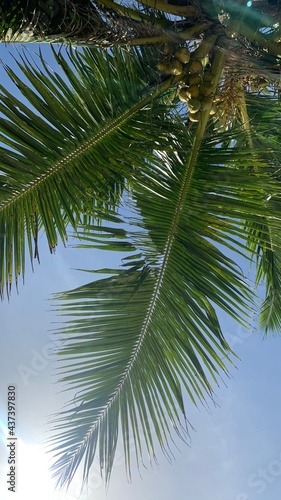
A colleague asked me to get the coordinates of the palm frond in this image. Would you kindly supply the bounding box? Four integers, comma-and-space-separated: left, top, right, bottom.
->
235, 93, 281, 333
0, 44, 175, 297
47, 119, 281, 489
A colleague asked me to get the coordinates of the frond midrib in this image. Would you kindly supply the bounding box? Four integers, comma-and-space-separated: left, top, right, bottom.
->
0, 76, 173, 213
56, 51, 226, 484
109, 51, 226, 397
59, 100, 210, 485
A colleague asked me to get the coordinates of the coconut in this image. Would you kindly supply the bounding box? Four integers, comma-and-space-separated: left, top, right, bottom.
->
157, 62, 170, 74
178, 87, 189, 102
189, 74, 202, 85
189, 59, 203, 75
157, 60, 183, 75
189, 111, 200, 122
199, 82, 213, 96
174, 47, 191, 64
210, 103, 217, 115
169, 59, 183, 75
186, 84, 200, 99
188, 97, 201, 113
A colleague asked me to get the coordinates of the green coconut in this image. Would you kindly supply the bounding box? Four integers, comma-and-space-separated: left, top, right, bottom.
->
169, 59, 183, 75
186, 84, 200, 99
174, 47, 191, 64
189, 74, 202, 85
188, 111, 201, 122
157, 62, 170, 74
188, 97, 201, 113
189, 59, 203, 75
199, 82, 213, 96
178, 87, 189, 102
157, 60, 183, 75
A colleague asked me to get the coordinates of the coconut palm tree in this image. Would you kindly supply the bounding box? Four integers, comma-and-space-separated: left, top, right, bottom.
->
1, 3, 281, 491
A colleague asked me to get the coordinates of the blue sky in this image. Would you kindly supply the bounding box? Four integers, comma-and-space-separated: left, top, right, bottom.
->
0, 42, 281, 500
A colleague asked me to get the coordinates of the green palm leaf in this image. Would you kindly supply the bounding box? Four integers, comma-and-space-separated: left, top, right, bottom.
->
48, 115, 281, 489
0, 44, 175, 297
234, 93, 281, 333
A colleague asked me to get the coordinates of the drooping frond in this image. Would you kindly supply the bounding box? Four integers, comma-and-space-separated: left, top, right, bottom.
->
233, 93, 281, 333
48, 119, 281, 489
0, 44, 176, 297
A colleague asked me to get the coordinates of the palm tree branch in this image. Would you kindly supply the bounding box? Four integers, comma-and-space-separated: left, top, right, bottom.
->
0, 45, 180, 297
238, 94, 281, 333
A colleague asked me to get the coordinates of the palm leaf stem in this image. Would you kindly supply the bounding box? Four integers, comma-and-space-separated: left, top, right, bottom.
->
138, 0, 199, 17
98, 0, 170, 28
128, 35, 178, 46
127, 23, 213, 46
236, 86, 254, 149
1, 33, 179, 47
1, 25, 212, 47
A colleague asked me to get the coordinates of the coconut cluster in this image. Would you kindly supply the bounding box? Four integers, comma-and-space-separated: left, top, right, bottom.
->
157, 46, 191, 76
179, 66, 220, 121
157, 45, 221, 122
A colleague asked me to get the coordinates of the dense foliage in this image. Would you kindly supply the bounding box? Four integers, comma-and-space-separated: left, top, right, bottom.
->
1, 0, 281, 492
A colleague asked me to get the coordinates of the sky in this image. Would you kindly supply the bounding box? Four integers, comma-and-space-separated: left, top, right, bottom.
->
0, 41, 281, 500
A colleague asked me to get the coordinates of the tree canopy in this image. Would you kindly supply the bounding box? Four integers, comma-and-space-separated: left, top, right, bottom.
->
1, 0, 281, 492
